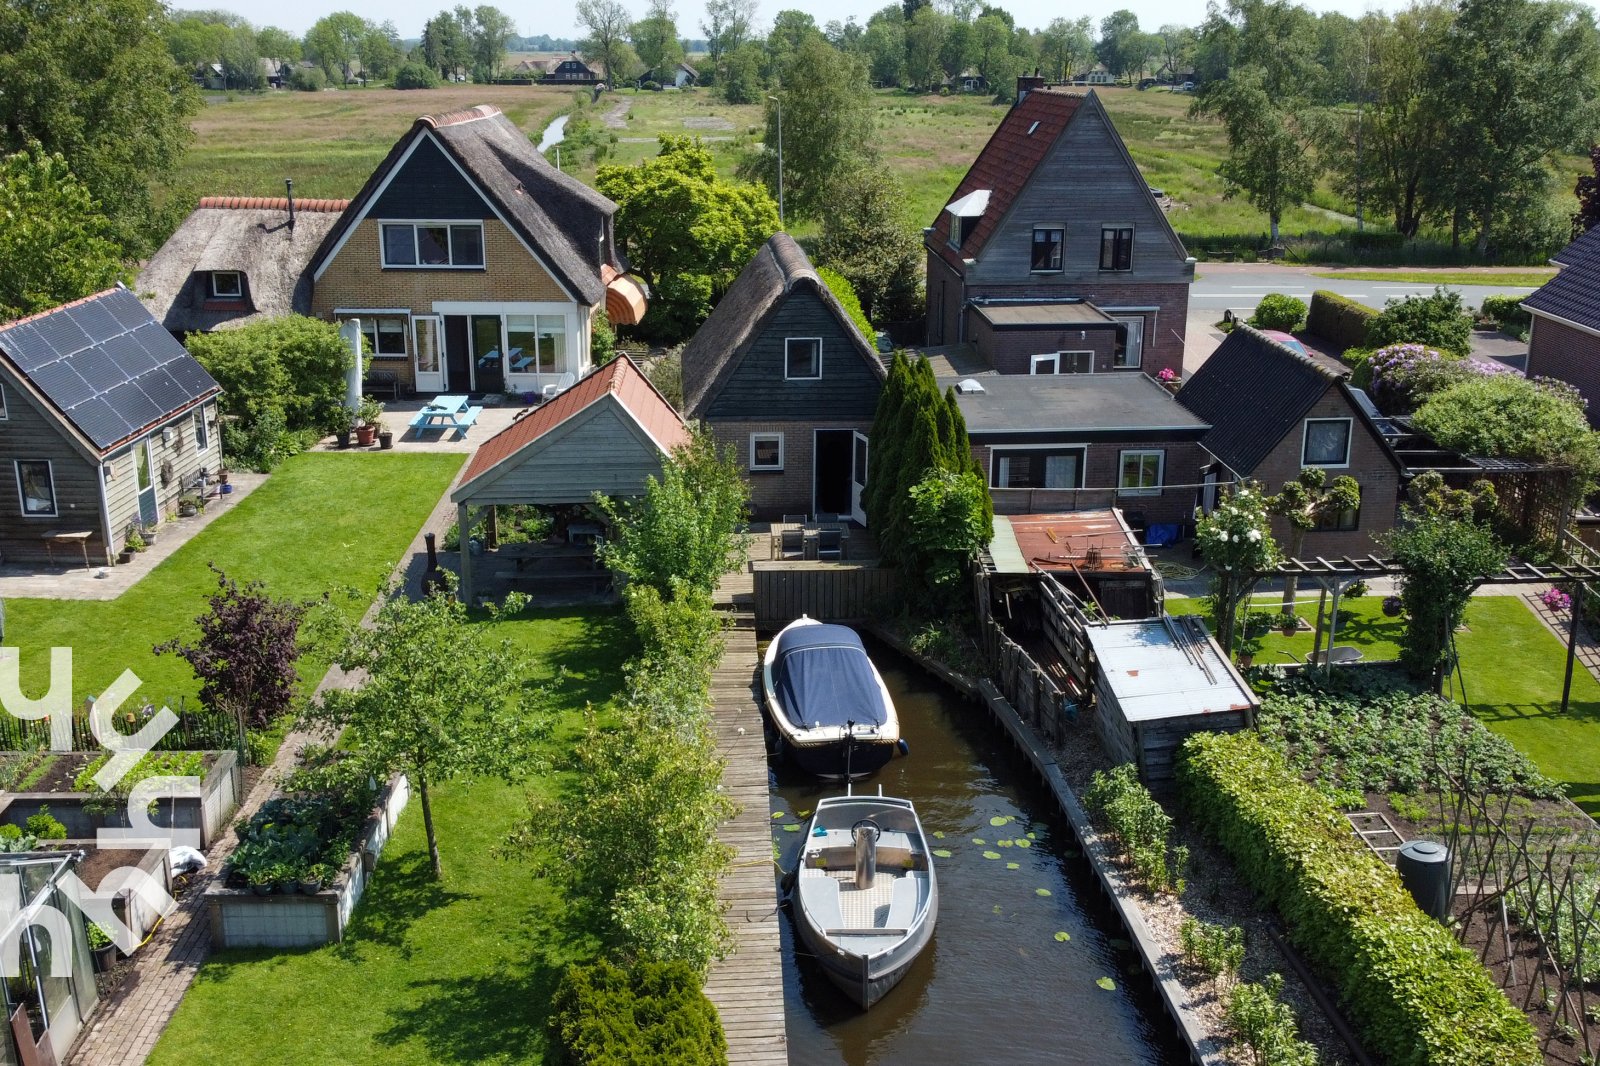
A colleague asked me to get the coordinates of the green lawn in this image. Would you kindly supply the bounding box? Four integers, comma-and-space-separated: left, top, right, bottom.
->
1169, 592, 1600, 812
148, 607, 636, 1066
1310, 269, 1556, 287
8, 452, 463, 711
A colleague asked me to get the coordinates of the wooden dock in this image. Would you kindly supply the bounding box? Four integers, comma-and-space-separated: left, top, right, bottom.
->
707, 566, 787, 1065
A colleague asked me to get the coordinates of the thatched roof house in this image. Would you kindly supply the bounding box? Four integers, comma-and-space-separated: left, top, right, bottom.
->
138, 196, 348, 335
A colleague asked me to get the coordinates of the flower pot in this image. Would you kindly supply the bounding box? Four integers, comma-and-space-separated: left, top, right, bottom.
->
1237, 653, 1254, 669
117, 550, 134, 565
250, 882, 274, 896
355, 425, 376, 447
178, 503, 197, 518
335, 431, 352, 449
378, 431, 394, 450
297, 878, 324, 895
92, 943, 117, 973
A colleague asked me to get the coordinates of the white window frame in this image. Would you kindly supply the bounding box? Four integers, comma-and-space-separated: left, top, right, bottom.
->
988, 445, 1087, 490
1301, 417, 1353, 468
784, 337, 822, 381
1118, 449, 1165, 496
749, 432, 784, 472
1100, 223, 1135, 271
14, 460, 57, 518
1030, 353, 1059, 375
1112, 316, 1145, 369
209, 271, 243, 299
379, 220, 486, 269
0, 382, 9, 421
193, 408, 209, 454
1030, 224, 1065, 273
360, 316, 411, 360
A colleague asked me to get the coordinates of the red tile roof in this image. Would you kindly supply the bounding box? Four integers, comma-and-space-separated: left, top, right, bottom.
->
418, 103, 502, 128
927, 89, 1085, 272
196, 196, 350, 212
456, 355, 690, 491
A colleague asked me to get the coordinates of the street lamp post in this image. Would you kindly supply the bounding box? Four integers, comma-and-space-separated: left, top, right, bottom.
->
767, 93, 784, 226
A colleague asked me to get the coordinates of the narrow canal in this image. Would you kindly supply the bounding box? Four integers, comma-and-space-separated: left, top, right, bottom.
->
770, 638, 1188, 1066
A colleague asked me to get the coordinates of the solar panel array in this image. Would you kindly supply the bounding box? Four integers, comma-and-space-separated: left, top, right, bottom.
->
0, 288, 219, 451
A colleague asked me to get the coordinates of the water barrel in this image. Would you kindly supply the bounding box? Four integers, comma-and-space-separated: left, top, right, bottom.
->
1396, 839, 1451, 921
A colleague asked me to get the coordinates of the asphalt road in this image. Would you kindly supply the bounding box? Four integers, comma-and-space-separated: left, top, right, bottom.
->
1189, 263, 1540, 317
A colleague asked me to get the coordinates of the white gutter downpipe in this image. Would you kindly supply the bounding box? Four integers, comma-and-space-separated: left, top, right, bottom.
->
340, 319, 363, 413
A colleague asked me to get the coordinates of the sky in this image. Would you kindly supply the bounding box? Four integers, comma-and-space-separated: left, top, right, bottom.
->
207, 0, 1394, 42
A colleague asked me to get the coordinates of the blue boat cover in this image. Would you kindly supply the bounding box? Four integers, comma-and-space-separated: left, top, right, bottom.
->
772, 624, 887, 730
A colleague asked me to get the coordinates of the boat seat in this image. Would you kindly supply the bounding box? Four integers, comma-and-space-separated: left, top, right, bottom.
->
798, 873, 844, 931
886, 875, 919, 929
878, 831, 913, 853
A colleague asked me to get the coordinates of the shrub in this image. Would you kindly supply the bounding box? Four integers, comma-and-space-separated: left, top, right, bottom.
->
392, 62, 438, 89
1248, 293, 1308, 332
903, 469, 990, 609
1179, 917, 1244, 983
288, 66, 326, 92
591, 308, 616, 365
1480, 294, 1531, 332
1225, 974, 1319, 1066
817, 266, 873, 338
1365, 344, 1480, 414
551, 959, 728, 1066
1411, 374, 1598, 481
1084, 764, 1186, 893
642, 79, 661, 91
24, 807, 66, 840
1365, 287, 1473, 356
645, 348, 682, 409
1306, 290, 1377, 351
1178, 731, 1540, 1066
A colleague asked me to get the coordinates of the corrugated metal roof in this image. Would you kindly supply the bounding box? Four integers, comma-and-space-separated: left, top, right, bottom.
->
1086, 617, 1257, 722
1007, 511, 1149, 574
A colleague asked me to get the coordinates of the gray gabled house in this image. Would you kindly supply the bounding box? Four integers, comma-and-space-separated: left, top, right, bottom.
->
681, 234, 885, 522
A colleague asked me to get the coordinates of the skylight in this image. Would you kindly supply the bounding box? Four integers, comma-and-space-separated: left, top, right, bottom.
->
1027, 121, 1040, 135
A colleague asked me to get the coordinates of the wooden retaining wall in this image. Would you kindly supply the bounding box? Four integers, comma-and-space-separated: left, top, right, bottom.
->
751, 561, 901, 629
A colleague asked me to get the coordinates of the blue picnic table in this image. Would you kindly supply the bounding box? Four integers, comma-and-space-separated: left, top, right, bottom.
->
409, 394, 482, 437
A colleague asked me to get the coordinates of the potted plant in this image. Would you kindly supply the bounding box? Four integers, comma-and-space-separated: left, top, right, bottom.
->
176, 493, 202, 518
1382, 595, 1404, 618
217, 467, 233, 495
87, 922, 117, 973
378, 427, 394, 450
297, 863, 325, 895
1276, 613, 1300, 636
246, 865, 275, 896
1236, 634, 1264, 669
356, 399, 383, 447
328, 405, 354, 449
125, 530, 147, 555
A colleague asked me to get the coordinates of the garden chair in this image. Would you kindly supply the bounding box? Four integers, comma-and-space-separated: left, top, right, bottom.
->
816, 529, 844, 561
779, 528, 805, 560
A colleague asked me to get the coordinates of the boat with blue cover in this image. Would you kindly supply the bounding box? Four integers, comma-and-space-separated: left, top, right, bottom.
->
761, 616, 901, 780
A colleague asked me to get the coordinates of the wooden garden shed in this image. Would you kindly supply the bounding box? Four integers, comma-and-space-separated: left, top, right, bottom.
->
1086, 615, 1257, 785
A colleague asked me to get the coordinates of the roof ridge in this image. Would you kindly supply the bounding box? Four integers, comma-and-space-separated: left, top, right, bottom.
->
1234, 323, 1342, 380
418, 103, 502, 129
768, 232, 816, 292
0, 285, 125, 332
196, 196, 350, 212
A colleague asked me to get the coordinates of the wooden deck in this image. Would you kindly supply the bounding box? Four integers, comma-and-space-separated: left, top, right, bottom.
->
707, 565, 788, 1064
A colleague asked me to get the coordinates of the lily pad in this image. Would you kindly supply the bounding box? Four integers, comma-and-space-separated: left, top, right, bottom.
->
1027, 831, 1038, 840
1054, 931, 1072, 942
983, 850, 1001, 860
932, 830, 945, 839
1035, 888, 1052, 897
783, 824, 801, 832
1014, 838, 1031, 849
971, 837, 986, 845
1006, 862, 1020, 870
1096, 976, 1116, 991
932, 848, 952, 858
997, 839, 1014, 847
992, 904, 1003, 914
771, 811, 785, 819
797, 809, 812, 818
989, 815, 1010, 827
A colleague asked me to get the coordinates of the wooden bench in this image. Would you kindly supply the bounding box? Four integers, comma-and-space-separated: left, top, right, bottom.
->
43, 530, 94, 568
362, 370, 406, 401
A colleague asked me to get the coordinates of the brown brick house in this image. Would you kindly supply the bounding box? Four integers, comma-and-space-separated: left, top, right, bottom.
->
308, 104, 646, 396
1177, 325, 1402, 554
923, 86, 1194, 380
1524, 225, 1600, 427
681, 234, 885, 522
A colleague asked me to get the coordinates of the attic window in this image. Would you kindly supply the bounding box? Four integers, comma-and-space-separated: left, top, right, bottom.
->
945, 189, 991, 248
1027, 121, 1040, 135
210, 271, 243, 299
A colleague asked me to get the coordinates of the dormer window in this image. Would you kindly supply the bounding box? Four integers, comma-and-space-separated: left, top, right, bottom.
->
785, 338, 821, 380
944, 189, 991, 249
381, 222, 485, 268
1031, 227, 1064, 272
210, 271, 243, 299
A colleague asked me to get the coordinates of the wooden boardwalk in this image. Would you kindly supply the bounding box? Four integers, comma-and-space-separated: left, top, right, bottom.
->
707, 567, 788, 1065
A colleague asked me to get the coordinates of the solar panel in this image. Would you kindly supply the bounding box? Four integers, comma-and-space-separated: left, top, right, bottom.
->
67, 396, 133, 450
0, 323, 56, 371
165, 357, 218, 395
67, 300, 119, 345
116, 330, 161, 375
68, 344, 123, 396
102, 381, 164, 433
29, 312, 92, 361
135, 368, 189, 413
103, 289, 153, 332
27, 360, 95, 410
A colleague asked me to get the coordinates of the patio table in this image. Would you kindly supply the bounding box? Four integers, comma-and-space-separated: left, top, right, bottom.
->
408, 395, 480, 437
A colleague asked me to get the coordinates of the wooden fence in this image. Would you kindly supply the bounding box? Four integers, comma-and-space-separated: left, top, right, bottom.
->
0, 696, 240, 755
972, 570, 1080, 746
752, 561, 902, 629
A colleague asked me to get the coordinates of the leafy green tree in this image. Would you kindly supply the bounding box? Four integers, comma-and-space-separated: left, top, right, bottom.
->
165, 15, 229, 70
863, 7, 906, 86
577, 0, 635, 85
0, 0, 199, 257
596, 428, 751, 598
938, 14, 974, 81
903, 5, 947, 89
633, 0, 685, 79
307, 586, 542, 879
219, 25, 266, 90
1268, 468, 1361, 614
742, 35, 875, 224
304, 11, 366, 84
1156, 23, 1195, 79
256, 25, 302, 65
719, 41, 764, 103
1364, 287, 1472, 354
358, 22, 402, 82
1385, 502, 1507, 686
0, 147, 129, 320
904, 469, 991, 608
702, 0, 757, 84
421, 9, 472, 79
1096, 9, 1141, 81
469, 5, 515, 77
1192, 65, 1319, 245
1039, 16, 1093, 81
814, 166, 923, 323
1195, 484, 1280, 654
764, 9, 824, 78
598, 137, 780, 339
1412, 374, 1600, 497
972, 14, 1015, 86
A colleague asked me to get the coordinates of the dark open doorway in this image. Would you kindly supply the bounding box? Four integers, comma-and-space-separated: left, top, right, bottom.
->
814, 430, 853, 518
444, 316, 470, 393
471, 315, 504, 394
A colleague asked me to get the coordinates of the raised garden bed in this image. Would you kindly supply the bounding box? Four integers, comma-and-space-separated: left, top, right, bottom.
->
0, 750, 239, 848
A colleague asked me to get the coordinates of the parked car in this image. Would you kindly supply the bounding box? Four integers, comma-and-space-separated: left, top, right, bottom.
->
1259, 330, 1308, 357
1181, 80, 1195, 91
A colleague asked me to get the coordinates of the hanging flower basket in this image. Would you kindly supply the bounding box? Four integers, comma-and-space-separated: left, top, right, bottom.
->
1382, 595, 1404, 618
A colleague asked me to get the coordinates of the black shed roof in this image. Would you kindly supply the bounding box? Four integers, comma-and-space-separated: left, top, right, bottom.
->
0, 287, 220, 454
1524, 225, 1600, 333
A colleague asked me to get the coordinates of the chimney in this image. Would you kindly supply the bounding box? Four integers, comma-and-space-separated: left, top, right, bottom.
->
284, 177, 296, 230
1016, 70, 1046, 104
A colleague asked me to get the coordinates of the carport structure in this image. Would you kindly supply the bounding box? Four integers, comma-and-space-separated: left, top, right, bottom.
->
450, 355, 689, 603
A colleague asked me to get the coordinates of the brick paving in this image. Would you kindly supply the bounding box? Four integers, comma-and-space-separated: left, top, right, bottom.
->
64, 464, 466, 1066
1521, 586, 1600, 686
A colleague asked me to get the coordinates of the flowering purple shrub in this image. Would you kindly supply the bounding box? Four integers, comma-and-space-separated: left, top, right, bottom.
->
1367, 344, 1513, 414
1542, 587, 1573, 613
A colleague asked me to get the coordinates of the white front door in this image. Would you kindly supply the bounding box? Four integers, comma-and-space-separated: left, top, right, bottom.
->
413, 316, 444, 393
850, 432, 869, 526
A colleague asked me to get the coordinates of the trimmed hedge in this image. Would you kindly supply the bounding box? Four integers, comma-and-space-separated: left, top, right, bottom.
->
1307, 290, 1377, 352
1480, 294, 1532, 332
1248, 293, 1308, 332
1177, 732, 1539, 1066
552, 958, 728, 1066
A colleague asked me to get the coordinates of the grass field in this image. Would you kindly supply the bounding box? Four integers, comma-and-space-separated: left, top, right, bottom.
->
6, 452, 462, 712
1168, 592, 1600, 813
1311, 269, 1557, 286
148, 606, 635, 1066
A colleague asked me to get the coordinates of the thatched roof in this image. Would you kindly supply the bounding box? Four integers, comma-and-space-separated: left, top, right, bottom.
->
137, 197, 347, 333
680, 233, 883, 418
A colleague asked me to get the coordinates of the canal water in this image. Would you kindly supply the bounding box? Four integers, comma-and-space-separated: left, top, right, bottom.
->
770, 638, 1188, 1066
535, 113, 569, 153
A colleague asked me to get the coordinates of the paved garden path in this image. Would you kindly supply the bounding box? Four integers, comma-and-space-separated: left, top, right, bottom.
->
1521, 587, 1600, 687
65, 466, 466, 1066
